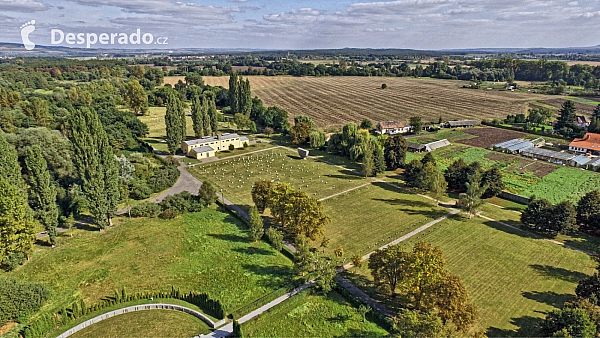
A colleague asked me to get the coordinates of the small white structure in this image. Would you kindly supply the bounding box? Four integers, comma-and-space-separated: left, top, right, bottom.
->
424, 139, 451, 152
376, 121, 411, 135
298, 148, 309, 159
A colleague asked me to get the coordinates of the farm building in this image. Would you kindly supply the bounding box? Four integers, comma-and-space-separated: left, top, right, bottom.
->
569, 133, 600, 155
492, 139, 535, 154
407, 142, 427, 153
376, 121, 411, 135
520, 147, 577, 165
182, 133, 249, 159
407, 139, 451, 153
445, 120, 479, 128
570, 154, 593, 167
588, 157, 600, 168
576, 116, 592, 129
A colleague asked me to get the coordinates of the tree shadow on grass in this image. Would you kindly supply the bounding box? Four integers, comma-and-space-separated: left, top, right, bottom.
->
207, 233, 250, 243
324, 172, 363, 180
486, 315, 545, 337
529, 264, 589, 283
522, 290, 575, 308
482, 220, 540, 240
241, 264, 294, 288
327, 313, 352, 323
371, 197, 431, 209
233, 246, 275, 256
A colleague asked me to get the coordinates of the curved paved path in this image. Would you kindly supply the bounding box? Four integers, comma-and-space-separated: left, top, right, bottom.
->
56, 303, 222, 338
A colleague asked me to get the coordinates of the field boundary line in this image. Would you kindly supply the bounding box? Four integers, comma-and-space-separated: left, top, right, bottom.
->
342, 209, 460, 270
478, 214, 594, 256
319, 182, 372, 201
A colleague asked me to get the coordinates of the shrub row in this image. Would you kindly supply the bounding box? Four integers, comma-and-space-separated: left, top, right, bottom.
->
23, 287, 224, 338
130, 183, 216, 218
333, 282, 395, 333
0, 279, 49, 326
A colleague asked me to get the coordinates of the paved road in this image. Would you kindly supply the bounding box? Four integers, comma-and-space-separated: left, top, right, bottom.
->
199, 282, 314, 338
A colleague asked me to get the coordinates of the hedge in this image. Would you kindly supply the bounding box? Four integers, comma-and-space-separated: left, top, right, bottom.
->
0, 278, 49, 326
22, 287, 224, 338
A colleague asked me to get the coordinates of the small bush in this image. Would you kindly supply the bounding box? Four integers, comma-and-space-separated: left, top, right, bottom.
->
129, 202, 162, 218
229, 144, 235, 151
1, 252, 26, 271
243, 142, 248, 148
159, 209, 177, 219
0, 279, 49, 326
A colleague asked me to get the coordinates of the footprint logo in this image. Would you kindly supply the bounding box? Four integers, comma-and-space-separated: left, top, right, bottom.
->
20, 20, 36, 51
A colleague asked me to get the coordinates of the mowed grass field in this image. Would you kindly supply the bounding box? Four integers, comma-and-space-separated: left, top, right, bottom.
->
188, 148, 373, 210
197, 76, 547, 128
69, 310, 211, 338
322, 182, 447, 257
344, 214, 595, 336
242, 290, 389, 337
7, 209, 294, 315
138, 106, 195, 153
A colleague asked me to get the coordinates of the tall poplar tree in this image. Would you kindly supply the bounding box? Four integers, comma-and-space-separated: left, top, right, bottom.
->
208, 93, 219, 133
202, 94, 212, 136
191, 92, 204, 138
68, 107, 120, 229
229, 73, 239, 113
165, 90, 183, 154
25, 145, 59, 246
178, 95, 186, 143
0, 134, 34, 265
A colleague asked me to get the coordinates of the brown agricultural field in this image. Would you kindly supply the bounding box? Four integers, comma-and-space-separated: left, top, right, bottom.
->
458, 127, 527, 148
200, 76, 547, 128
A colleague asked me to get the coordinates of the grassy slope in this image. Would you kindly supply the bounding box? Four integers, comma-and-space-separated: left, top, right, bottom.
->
6, 209, 294, 315
344, 214, 595, 336
242, 291, 389, 338
323, 183, 447, 257
69, 310, 211, 338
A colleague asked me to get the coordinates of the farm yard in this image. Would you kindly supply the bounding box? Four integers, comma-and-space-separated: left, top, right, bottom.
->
401, 128, 600, 203
322, 182, 448, 258
197, 76, 546, 128
241, 290, 389, 337
187, 147, 372, 210
343, 214, 596, 336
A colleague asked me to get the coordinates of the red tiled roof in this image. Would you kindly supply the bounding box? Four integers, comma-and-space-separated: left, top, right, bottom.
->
569, 133, 600, 151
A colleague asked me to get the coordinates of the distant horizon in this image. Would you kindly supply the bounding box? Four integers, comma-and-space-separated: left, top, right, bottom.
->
1, 0, 599, 52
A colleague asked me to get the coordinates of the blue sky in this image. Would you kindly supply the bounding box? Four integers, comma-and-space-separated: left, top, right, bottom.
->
1, 0, 600, 50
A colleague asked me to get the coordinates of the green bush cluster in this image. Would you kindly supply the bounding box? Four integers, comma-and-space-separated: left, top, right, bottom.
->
129, 183, 216, 218
0, 279, 49, 326
23, 286, 225, 338
127, 154, 180, 200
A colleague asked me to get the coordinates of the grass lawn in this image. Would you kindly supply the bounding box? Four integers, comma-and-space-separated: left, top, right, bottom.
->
322, 182, 448, 257
69, 310, 211, 338
187, 148, 372, 210
344, 215, 595, 336
242, 290, 389, 338
5, 209, 294, 317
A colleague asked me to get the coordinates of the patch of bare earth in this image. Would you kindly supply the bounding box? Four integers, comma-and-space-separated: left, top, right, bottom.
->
458, 128, 527, 148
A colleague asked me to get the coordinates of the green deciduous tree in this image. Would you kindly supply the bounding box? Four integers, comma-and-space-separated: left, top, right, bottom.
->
361, 147, 375, 177
68, 107, 120, 229
290, 122, 312, 145
577, 190, 600, 230
265, 227, 283, 252
309, 129, 327, 149
360, 118, 374, 130
25, 145, 58, 246
541, 308, 596, 338
383, 134, 408, 170
251, 180, 274, 213
0, 177, 34, 269
124, 80, 149, 116
481, 168, 505, 199
368, 244, 407, 297
410, 116, 423, 134
458, 171, 487, 218
249, 206, 264, 242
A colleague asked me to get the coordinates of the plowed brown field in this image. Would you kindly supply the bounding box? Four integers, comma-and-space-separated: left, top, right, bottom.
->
199, 76, 546, 128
